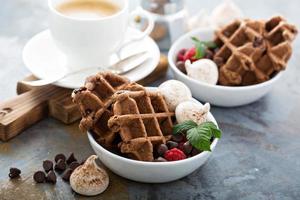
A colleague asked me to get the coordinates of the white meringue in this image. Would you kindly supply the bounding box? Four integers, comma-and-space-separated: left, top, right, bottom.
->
210, 0, 244, 29
70, 155, 109, 196
158, 80, 192, 111
176, 101, 210, 124
185, 59, 219, 85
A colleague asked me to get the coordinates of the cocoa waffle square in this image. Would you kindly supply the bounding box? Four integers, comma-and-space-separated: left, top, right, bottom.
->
214, 16, 297, 86
72, 72, 143, 148
108, 89, 175, 161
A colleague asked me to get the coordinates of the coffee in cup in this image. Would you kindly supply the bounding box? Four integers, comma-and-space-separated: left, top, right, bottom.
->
56, 0, 120, 19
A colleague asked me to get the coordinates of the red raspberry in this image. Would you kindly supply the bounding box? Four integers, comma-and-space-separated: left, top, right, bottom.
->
177, 48, 186, 61
164, 148, 186, 161
183, 47, 197, 62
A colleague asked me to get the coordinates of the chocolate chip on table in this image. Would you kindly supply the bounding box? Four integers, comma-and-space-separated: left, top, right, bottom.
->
157, 144, 168, 156
166, 141, 178, 149
176, 61, 187, 74
183, 141, 193, 155
43, 160, 53, 173
46, 171, 57, 184
66, 153, 77, 165
9, 168, 21, 179
62, 169, 73, 182
54, 153, 66, 163
33, 171, 46, 183
154, 157, 167, 162
54, 159, 67, 172
69, 161, 80, 171
171, 134, 184, 143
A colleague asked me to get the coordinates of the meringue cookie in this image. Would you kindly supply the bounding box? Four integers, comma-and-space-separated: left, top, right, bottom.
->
158, 80, 192, 111
185, 59, 219, 85
70, 155, 109, 196
210, 0, 244, 29
176, 101, 210, 124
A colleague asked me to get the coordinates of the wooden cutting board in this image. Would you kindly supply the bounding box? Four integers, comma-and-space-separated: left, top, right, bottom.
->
0, 55, 168, 141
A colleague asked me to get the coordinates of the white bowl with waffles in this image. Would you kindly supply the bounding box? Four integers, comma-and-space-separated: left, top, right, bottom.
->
168, 28, 284, 107
87, 94, 219, 183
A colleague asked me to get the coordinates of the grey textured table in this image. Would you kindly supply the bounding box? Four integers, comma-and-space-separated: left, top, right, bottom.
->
1, 0, 300, 199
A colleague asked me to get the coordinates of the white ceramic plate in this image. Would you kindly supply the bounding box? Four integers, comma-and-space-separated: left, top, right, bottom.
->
168, 28, 283, 107
22, 28, 160, 89
88, 87, 219, 183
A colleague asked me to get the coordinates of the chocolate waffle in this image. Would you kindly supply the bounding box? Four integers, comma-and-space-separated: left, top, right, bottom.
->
214, 16, 297, 86
72, 72, 143, 148
108, 89, 175, 161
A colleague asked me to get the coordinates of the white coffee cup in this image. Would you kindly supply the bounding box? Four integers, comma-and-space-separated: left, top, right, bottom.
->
48, 0, 154, 71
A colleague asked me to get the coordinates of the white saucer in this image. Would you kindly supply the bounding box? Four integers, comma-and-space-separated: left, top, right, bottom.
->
22, 28, 160, 89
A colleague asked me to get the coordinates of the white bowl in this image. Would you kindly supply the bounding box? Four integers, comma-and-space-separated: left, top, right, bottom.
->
88, 103, 219, 183
168, 28, 283, 107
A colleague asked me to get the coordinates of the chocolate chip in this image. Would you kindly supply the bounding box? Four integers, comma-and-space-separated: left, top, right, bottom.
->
253, 36, 264, 48
154, 157, 167, 162
166, 141, 178, 149
46, 171, 57, 184
33, 171, 46, 183
157, 144, 168, 156
183, 141, 193, 155
204, 49, 214, 60
62, 169, 73, 182
73, 87, 87, 94
176, 61, 187, 74
66, 153, 77, 165
214, 57, 224, 67
43, 160, 53, 173
54, 154, 66, 163
171, 134, 184, 143
69, 161, 80, 171
9, 168, 21, 179
191, 148, 202, 156
224, 31, 231, 37
85, 109, 92, 115
54, 159, 67, 172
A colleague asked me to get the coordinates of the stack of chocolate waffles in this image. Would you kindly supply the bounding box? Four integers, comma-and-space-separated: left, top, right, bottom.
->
214, 16, 298, 86
72, 72, 175, 161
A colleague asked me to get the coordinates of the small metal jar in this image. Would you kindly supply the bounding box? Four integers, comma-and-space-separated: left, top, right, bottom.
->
141, 0, 187, 50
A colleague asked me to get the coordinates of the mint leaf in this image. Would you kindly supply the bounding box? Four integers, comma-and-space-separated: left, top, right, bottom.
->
202, 41, 218, 49
187, 127, 212, 151
187, 121, 222, 152
191, 37, 218, 59
202, 121, 222, 138
194, 42, 206, 59
191, 36, 201, 43
173, 120, 197, 135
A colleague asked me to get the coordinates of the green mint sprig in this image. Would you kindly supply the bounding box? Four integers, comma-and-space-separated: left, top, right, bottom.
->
173, 120, 221, 152
191, 37, 218, 60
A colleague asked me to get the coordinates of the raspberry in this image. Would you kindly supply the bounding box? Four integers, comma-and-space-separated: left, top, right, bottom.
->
177, 49, 187, 61
164, 148, 186, 161
183, 47, 197, 62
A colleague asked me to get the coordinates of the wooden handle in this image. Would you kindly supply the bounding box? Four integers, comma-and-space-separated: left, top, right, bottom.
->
0, 85, 67, 141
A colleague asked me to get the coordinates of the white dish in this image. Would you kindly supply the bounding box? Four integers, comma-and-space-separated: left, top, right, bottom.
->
88, 89, 219, 183
168, 28, 283, 107
22, 28, 160, 89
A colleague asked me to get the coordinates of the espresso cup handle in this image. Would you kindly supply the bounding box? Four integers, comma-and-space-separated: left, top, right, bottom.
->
116, 7, 154, 54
